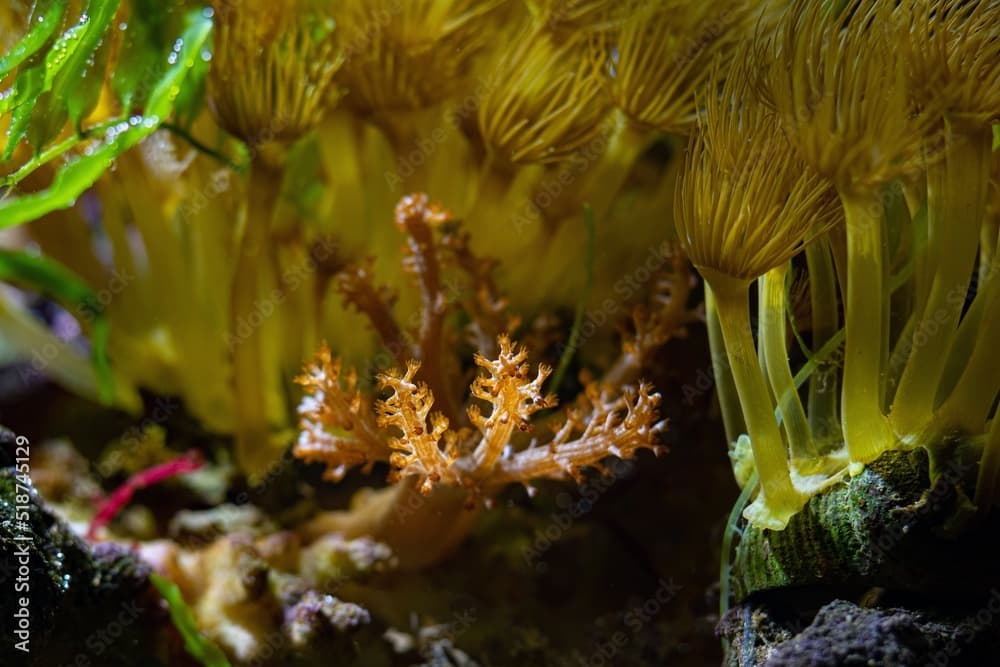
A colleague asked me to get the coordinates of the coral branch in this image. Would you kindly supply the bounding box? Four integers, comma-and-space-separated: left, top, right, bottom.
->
491, 381, 667, 485
605, 245, 702, 386
295, 344, 391, 482
376, 360, 461, 493
396, 194, 462, 421
467, 335, 556, 475
292, 193, 672, 567
440, 225, 521, 355
296, 334, 665, 498
335, 258, 411, 365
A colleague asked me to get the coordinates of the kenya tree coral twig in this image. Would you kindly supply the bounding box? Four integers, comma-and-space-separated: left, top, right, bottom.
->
293, 193, 670, 567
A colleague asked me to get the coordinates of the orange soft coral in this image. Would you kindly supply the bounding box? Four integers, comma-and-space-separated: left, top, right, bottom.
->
297, 333, 666, 499
292, 192, 677, 567
295, 346, 389, 482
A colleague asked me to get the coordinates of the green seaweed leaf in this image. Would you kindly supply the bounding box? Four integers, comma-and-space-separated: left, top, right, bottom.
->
0, 249, 114, 404
150, 573, 233, 667
0, 8, 213, 229
112, 0, 170, 110
0, 0, 69, 80
30, 0, 121, 149
2, 64, 45, 156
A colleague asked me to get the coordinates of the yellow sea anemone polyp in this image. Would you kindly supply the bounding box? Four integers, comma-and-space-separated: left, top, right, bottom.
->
476, 31, 610, 165
208, 0, 342, 145
676, 67, 838, 528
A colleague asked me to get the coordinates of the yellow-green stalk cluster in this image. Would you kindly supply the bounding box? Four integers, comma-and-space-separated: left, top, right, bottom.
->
2, 0, 747, 478
679, 0, 1000, 528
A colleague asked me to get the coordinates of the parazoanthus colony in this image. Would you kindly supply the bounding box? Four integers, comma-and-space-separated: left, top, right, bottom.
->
2, 0, 999, 552
0, 0, 745, 481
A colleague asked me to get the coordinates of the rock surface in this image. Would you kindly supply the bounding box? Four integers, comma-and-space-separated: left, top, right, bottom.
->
0, 464, 160, 666
720, 597, 1000, 667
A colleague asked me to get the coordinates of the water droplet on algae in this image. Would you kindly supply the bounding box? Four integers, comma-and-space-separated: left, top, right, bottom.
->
200, 49, 212, 63
119, 22, 128, 31
203, 7, 215, 18
167, 52, 178, 65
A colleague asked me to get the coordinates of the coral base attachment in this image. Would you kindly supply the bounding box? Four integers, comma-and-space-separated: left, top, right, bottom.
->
720, 448, 1000, 666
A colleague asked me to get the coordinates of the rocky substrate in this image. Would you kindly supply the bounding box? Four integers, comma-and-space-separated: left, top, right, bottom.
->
0, 465, 160, 666
720, 596, 1000, 667
719, 447, 1000, 666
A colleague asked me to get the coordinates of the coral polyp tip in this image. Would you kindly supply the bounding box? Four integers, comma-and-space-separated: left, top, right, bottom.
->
761, 0, 928, 193
333, 0, 503, 114
477, 30, 611, 165
394, 193, 452, 232
676, 60, 839, 284
208, 0, 343, 146
603, 0, 753, 133
902, 0, 1000, 125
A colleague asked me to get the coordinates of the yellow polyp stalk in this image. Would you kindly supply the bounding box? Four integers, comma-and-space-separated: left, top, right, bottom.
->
902, 177, 926, 222
756, 279, 768, 378
232, 165, 282, 480
705, 286, 745, 445
840, 190, 894, 465
890, 121, 992, 439
277, 242, 318, 378
936, 295, 983, 406
805, 239, 840, 443
258, 243, 292, 431
119, 166, 193, 389
464, 157, 548, 296
92, 179, 153, 337
199, 180, 239, 427
373, 106, 447, 194
762, 264, 815, 460
577, 110, 652, 219
827, 224, 850, 317
120, 174, 173, 329
974, 415, 1000, 511
981, 216, 999, 285
935, 247, 1000, 434
887, 316, 916, 404
709, 273, 802, 527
